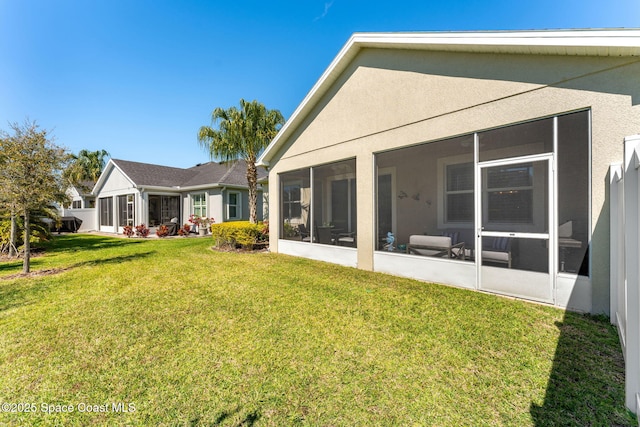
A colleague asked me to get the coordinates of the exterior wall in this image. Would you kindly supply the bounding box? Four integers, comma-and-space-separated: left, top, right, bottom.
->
93, 166, 139, 233
97, 167, 134, 194
208, 188, 225, 225
269, 48, 640, 314
261, 183, 269, 221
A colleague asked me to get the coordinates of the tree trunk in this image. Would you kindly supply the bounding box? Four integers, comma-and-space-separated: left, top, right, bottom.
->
246, 160, 258, 224
9, 210, 17, 257
23, 209, 30, 274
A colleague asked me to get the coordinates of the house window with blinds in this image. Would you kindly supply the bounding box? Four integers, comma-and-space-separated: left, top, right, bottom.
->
445, 162, 474, 223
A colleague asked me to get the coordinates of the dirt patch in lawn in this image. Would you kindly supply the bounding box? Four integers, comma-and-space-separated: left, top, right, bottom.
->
1, 267, 70, 281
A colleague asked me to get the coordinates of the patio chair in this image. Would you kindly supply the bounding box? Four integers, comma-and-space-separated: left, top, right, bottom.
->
481, 237, 512, 268
407, 235, 465, 259
161, 221, 179, 236
297, 224, 311, 242
337, 231, 356, 247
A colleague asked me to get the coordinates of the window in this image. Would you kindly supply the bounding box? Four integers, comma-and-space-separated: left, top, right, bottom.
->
313, 159, 357, 246
117, 194, 135, 227
283, 183, 302, 220
227, 191, 241, 219
192, 193, 206, 217
378, 135, 474, 251
148, 195, 180, 226
557, 110, 590, 276
478, 117, 553, 162
71, 200, 82, 209
99, 197, 113, 226
280, 169, 311, 238
445, 162, 473, 222
279, 161, 356, 247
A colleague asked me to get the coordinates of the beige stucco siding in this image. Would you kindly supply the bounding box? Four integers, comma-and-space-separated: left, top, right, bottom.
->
269, 47, 640, 313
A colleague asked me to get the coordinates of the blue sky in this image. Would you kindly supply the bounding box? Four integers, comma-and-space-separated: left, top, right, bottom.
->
1, 0, 638, 168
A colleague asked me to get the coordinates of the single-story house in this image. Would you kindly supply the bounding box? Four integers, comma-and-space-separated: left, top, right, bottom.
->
258, 29, 640, 315
92, 158, 266, 234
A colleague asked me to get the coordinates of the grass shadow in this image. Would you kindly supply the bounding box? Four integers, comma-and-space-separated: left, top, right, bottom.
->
0, 259, 24, 272
0, 251, 155, 313
0, 234, 144, 271
41, 233, 145, 253
67, 251, 155, 269
530, 312, 636, 426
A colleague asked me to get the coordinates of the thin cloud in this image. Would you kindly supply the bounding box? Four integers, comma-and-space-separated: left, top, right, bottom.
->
314, 1, 334, 21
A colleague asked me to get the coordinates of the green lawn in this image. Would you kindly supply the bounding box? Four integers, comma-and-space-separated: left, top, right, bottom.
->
0, 234, 635, 426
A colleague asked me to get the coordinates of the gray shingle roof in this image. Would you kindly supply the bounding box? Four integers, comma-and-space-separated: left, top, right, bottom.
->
111, 158, 266, 189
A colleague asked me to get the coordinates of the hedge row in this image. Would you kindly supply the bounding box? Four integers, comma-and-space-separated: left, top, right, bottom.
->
210, 221, 268, 249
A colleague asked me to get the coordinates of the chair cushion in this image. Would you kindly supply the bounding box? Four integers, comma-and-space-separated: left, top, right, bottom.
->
442, 231, 460, 245
482, 250, 510, 262
491, 237, 510, 251
409, 235, 452, 247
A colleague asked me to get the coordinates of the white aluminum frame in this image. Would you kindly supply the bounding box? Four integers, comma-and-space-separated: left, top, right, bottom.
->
477, 153, 555, 303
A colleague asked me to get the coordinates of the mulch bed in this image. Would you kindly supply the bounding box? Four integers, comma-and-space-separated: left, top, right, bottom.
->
210, 243, 269, 253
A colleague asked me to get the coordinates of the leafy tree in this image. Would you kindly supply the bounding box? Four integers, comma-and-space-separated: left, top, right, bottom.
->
198, 99, 284, 224
64, 149, 109, 190
0, 120, 69, 272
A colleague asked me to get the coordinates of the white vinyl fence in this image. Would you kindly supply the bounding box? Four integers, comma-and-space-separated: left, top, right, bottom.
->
610, 134, 640, 414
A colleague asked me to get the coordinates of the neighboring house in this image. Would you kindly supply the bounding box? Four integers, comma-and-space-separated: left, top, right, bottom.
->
257, 29, 640, 316
56, 181, 97, 232
66, 181, 97, 210
91, 158, 266, 233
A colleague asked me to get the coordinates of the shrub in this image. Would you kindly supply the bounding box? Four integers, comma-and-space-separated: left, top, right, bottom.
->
177, 224, 191, 237
122, 225, 134, 238
135, 224, 150, 238
188, 215, 215, 228
210, 221, 268, 250
156, 224, 169, 238
283, 221, 297, 238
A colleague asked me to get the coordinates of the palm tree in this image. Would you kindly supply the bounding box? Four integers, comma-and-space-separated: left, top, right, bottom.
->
65, 149, 109, 190
198, 99, 284, 224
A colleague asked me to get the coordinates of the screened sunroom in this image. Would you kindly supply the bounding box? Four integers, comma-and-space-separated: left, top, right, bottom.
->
277, 111, 590, 305
280, 159, 357, 248
373, 110, 590, 304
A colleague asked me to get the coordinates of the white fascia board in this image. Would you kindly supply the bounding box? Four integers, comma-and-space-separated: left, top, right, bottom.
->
182, 183, 253, 192
179, 183, 222, 192
257, 33, 359, 166
139, 186, 183, 193
143, 183, 255, 193
351, 29, 640, 51
91, 160, 112, 196
257, 29, 640, 167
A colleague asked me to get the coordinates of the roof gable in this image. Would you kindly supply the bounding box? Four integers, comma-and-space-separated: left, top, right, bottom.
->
112, 159, 195, 188
257, 29, 640, 166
